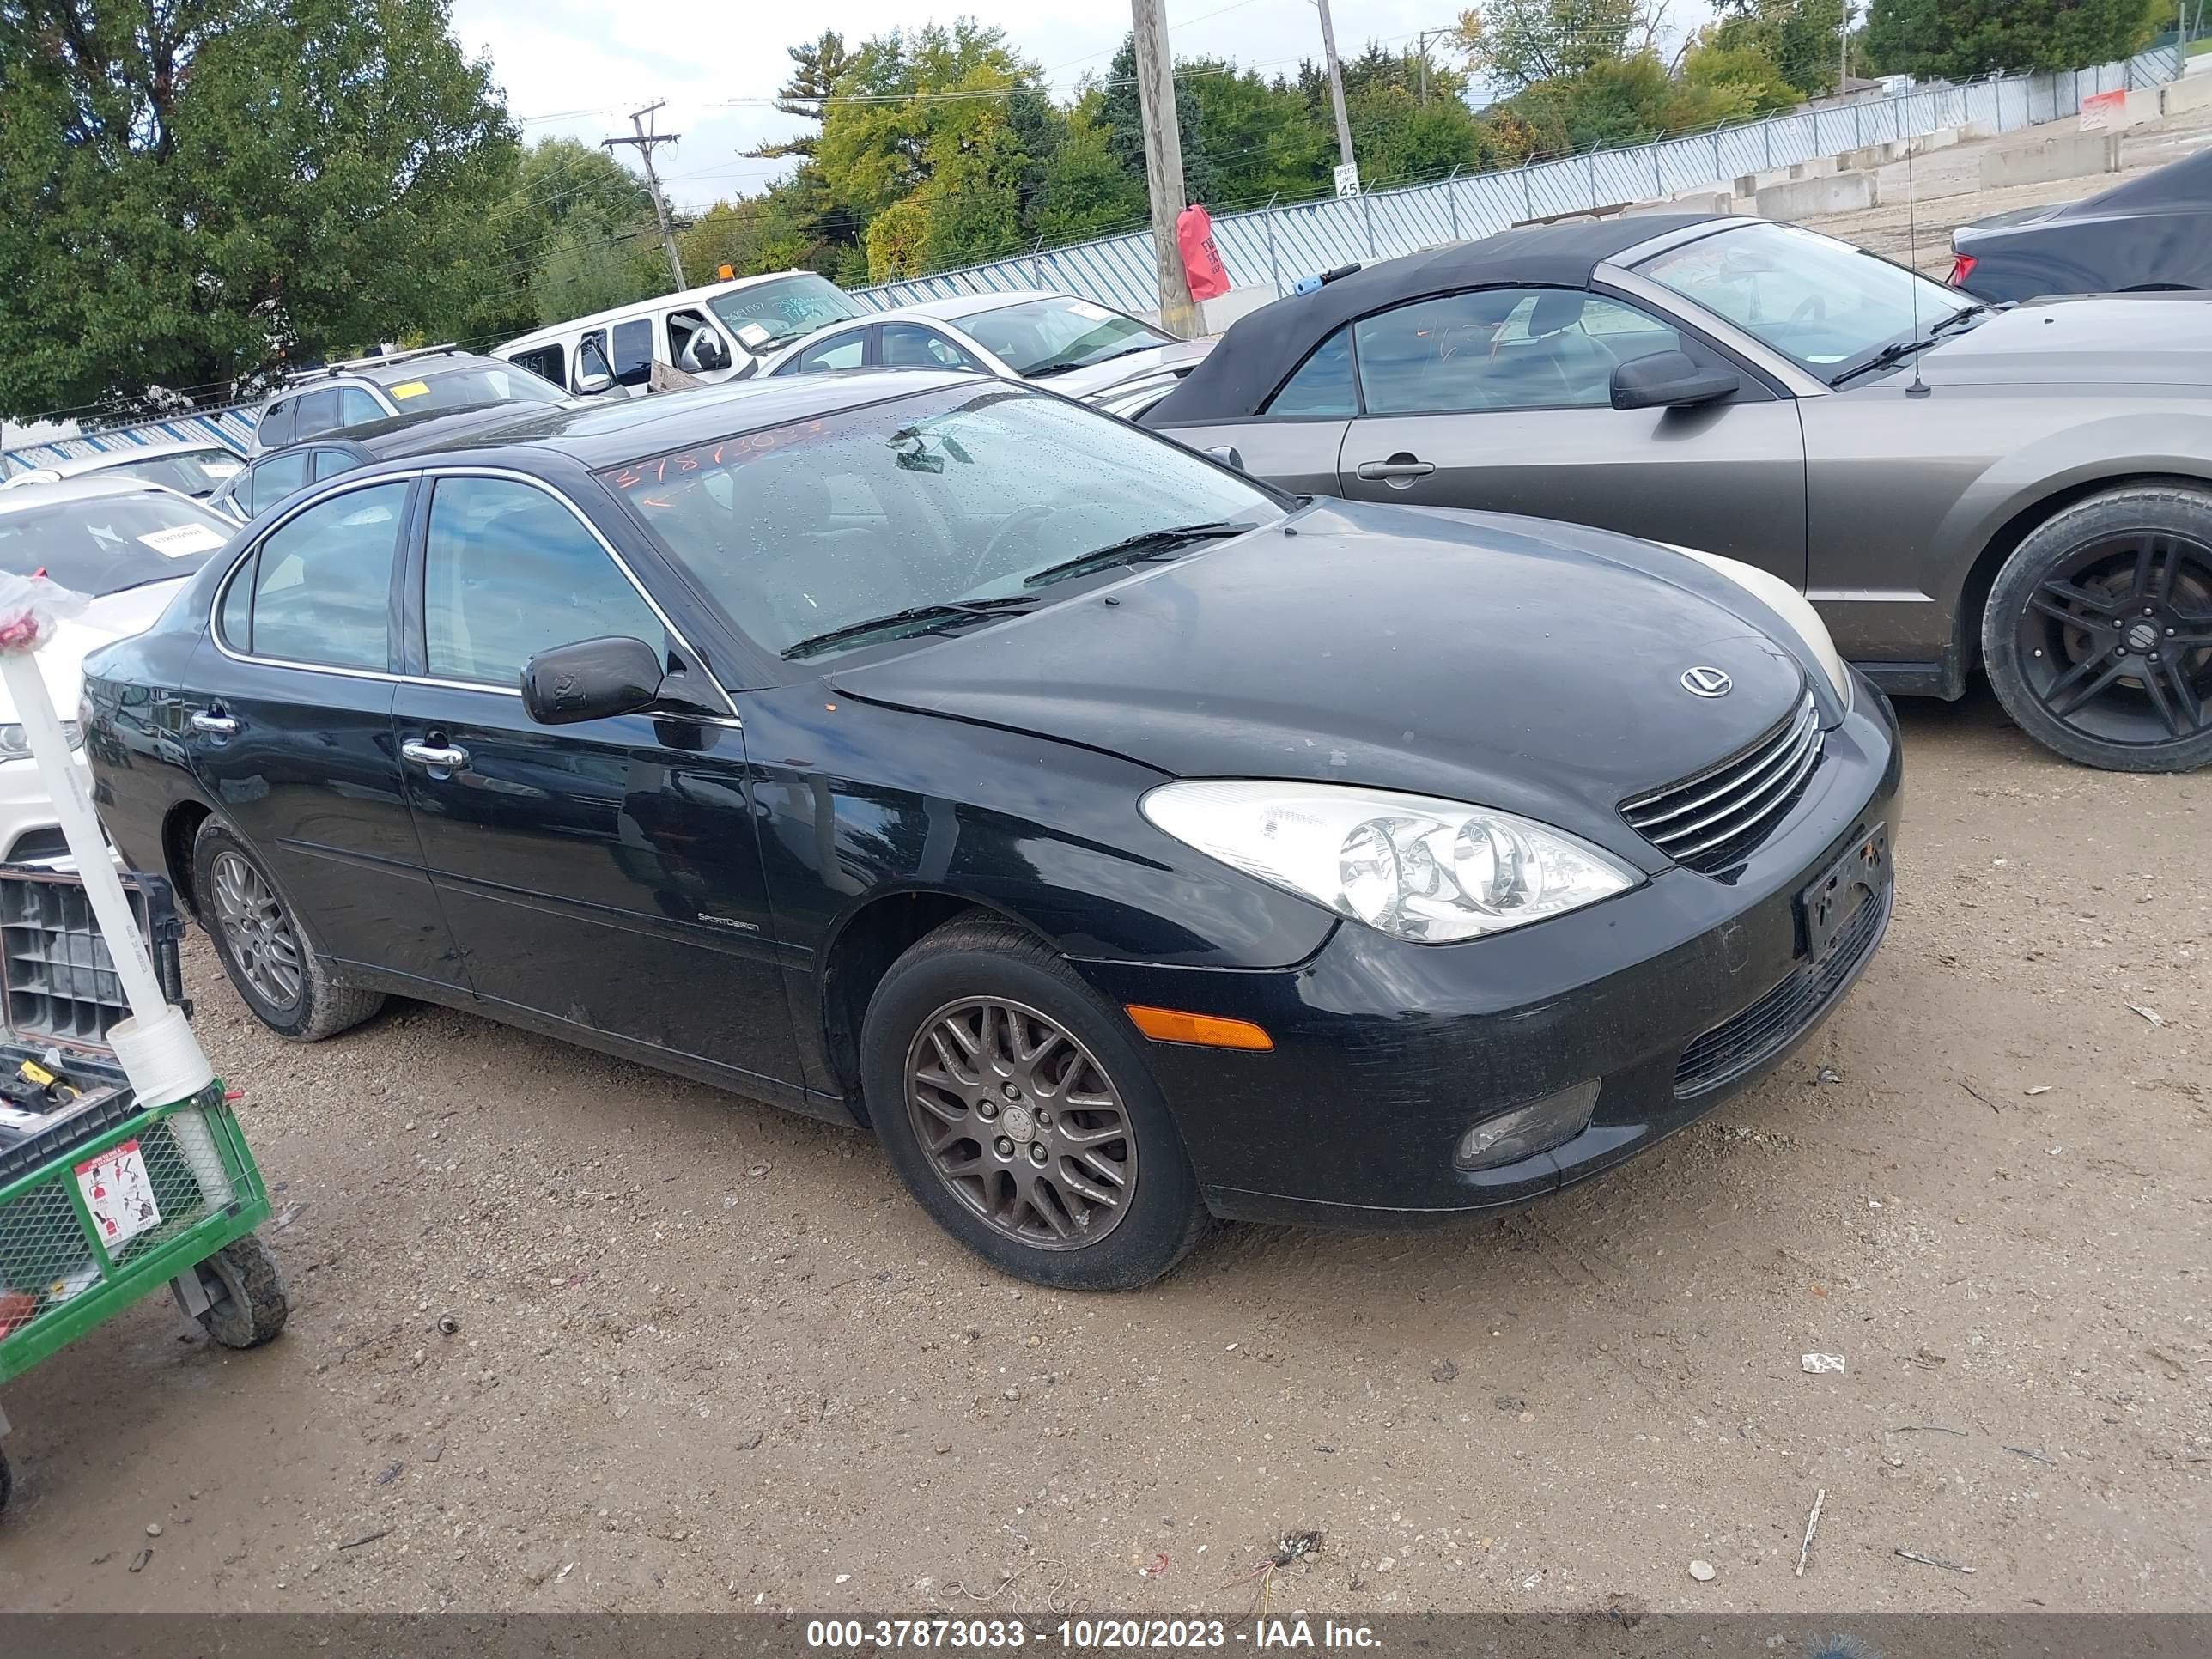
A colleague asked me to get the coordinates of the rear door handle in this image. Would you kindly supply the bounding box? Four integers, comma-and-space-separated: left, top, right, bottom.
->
1355, 458, 1435, 481
189, 709, 239, 736
401, 739, 470, 771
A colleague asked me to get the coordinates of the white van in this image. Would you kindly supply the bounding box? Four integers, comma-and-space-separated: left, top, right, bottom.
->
493, 270, 867, 399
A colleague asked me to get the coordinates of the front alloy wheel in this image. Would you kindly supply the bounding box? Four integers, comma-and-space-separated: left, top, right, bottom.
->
906, 996, 1136, 1249
1985, 486, 2212, 771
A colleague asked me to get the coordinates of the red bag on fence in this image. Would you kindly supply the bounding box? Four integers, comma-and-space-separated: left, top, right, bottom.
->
1176, 204, 1231, 301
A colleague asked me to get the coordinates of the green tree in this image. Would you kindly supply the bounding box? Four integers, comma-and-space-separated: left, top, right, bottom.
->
1863, 0, 2160, 78
1680, 35, 1804, 114
1181, 66, 1331, 207
474, 138, 663, 335
0, 0, 517, 417
1099, 36, 1214, 204
744, 32, 859, 161
1023, 101, 1147, 244
1452, 0, 1659, 92
1709, 0, 1850, 95
1503, 52, 1749, 153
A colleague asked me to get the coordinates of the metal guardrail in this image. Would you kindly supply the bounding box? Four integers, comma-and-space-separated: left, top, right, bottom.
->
846, 45, 2183, 319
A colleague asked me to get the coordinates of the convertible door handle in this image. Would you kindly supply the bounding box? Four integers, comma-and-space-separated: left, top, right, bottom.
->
400, 739, 470, 770
1355, 459, 1436, 480
189, 710, 239, 736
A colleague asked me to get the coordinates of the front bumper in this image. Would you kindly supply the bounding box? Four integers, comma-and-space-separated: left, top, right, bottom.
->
1073, 676, 1902, 1225
0, 750, 85, 863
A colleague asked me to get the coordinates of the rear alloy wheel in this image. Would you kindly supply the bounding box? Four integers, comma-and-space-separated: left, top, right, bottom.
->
191, 818, 385, 1041
861, 916, 1207, 1290
1983, 486, 2212, 772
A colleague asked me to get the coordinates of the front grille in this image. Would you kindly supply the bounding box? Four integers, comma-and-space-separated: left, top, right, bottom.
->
1622, 693, 1822, 874
1674, 880, 1889, 1099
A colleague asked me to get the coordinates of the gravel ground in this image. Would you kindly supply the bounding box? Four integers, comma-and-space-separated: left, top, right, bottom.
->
0, 685, 2205, 1616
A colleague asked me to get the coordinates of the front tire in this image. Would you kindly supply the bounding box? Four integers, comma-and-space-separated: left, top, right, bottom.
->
192, 818, 385, 1040
1981, 484, 2212, 772
860, 916, 1207, 1291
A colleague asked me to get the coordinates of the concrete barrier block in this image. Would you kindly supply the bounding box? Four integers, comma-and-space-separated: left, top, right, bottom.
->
1900, 126, 1959, 156
1630, 191, 1733, 216
1980, 131, 2122, 189
1788, 156, 1838, 180
2124, 86, 2164, 125
1753, 171, 1878, 220
2163, 74, 2212, 115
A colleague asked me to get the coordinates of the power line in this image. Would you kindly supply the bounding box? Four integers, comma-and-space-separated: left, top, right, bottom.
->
601, 101, 688, 291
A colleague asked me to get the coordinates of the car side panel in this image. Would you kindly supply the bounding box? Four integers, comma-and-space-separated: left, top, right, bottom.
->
1963, 213, 2212, 305
1801, 386, 2212, 678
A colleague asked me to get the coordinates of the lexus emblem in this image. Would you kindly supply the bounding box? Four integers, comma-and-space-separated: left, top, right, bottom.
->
1680, 665, 1733, 698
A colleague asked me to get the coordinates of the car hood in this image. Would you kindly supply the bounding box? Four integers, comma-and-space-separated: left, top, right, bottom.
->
1042, 338, 1215, 403
1916, 292, 2212, 386
0, 580, 185, 722
825, 501, 1811, 859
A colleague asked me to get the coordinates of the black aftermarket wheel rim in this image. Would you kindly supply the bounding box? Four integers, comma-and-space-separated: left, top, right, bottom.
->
2016, 530, 2212, 746
904, 997, 1137, 1250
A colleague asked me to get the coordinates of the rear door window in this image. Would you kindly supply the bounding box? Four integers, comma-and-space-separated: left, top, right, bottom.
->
243, 482, 409, 670
338, 386, 385, 427
1264, 328, 1358, 416
880, 324, 983, 371
247, 451, 314, 514
312, 447, 359, 481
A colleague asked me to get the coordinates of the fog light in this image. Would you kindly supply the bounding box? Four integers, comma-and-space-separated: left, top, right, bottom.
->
1455, 1080, 1601, 1171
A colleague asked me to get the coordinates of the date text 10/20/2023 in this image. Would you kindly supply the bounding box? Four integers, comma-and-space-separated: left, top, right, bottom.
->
803, 1619, 1383, 1650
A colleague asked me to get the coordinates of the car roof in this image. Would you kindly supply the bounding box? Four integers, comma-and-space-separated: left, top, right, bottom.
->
290, 400, 561, 459
30, 438, 237, 476
888, 291, 1088, 324
498, 270, 826, 349
0, 474, 209, 517
398, 370, 979, 471
1148, 212, 1730, 422
266, 349, 514, 397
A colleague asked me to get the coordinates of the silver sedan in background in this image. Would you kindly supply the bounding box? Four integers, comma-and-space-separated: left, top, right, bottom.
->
754, 290, 1214, 417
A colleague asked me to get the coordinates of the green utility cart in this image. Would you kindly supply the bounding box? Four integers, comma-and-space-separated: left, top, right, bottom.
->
0, 865, 285, 1513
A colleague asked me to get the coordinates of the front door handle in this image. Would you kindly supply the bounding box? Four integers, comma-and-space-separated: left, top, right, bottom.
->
1355, 455, 1436, 483
401, 738, 470, 771
190, 709, 239, 737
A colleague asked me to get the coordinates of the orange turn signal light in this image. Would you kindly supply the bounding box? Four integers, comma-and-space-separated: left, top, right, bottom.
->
1124, 1005, 1273, 1051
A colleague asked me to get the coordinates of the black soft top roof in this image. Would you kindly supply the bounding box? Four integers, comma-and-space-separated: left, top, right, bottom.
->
1147, 211, 1724, 424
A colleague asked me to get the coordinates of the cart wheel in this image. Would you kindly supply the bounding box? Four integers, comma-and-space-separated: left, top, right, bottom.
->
194, 1234, 288, 1349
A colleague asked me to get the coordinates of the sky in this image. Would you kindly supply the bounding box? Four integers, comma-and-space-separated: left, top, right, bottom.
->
450, 0, 1717, 214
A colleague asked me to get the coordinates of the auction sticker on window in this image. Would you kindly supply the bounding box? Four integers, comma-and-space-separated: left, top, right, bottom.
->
137, 522, 228, 557
389, 380, 431, 400
76, 1138, 162, 1248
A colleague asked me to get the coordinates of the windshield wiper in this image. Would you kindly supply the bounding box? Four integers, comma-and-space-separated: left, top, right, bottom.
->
1029, 343, 1155, 379
781, 596, 1041, 660
1829, 337, 1933, 388
1021, 520, 1255, 589
1929, 302, 1990, 337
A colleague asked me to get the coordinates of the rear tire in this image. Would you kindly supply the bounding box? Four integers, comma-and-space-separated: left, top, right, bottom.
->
192, 818, 384, 1040
860, 915, 1208, 1291
1981, 484, 2212, 772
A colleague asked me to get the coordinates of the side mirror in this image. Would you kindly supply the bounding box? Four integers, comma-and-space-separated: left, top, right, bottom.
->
1611, 350, 1740, 411
691, 332, 731, 372
1202, 444, 1246, 471
521, 636, 665, 726
573, 365, 613, 397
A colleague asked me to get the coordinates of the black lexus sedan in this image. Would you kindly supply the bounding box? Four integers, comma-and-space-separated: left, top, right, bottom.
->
81, 372, 1900, 1289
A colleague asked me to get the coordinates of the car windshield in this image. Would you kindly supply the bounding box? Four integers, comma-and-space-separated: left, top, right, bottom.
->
710, 275, 866, 349
0, 494, 231, 593
391, 366, 567, 414
597, 386, 1281, 660
962, 298, 1172, 378
1637, 222, 1971, 373
95, 447, 243, 499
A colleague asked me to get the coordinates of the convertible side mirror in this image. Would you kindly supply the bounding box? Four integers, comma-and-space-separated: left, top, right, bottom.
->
521, 636, 665, 725
1611, 350, 1740, 411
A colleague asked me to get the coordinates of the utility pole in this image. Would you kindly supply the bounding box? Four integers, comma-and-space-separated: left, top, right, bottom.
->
1129, 0, 1202, 338
1313, 0, 1358, 181
1415, 27, 1454, 108
605, 101, 687, 293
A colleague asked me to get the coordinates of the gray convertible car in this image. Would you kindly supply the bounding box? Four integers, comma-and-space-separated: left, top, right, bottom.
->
1145, 214, 2212, 772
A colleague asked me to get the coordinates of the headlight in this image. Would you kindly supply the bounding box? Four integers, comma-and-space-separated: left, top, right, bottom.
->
1660, 544, 1852, 708
0, 722, 82, 761
1141, 780, 1640, 943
